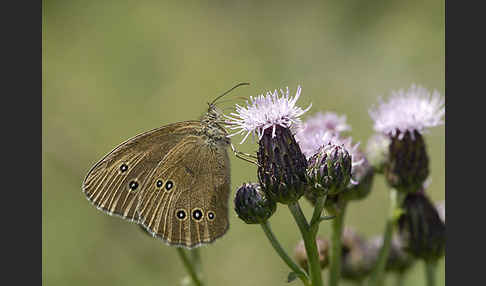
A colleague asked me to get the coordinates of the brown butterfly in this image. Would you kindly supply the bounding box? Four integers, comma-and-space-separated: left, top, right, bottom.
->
82, 83, 249, 248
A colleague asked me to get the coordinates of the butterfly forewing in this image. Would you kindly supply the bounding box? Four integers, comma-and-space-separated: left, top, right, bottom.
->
82, 121, 200, 222
137, 134, 231, 248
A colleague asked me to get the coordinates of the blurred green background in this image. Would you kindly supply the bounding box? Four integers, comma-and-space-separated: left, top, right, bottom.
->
43, 0, 444, 285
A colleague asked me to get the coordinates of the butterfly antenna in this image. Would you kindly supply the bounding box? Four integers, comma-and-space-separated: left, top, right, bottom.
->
214, 96, 249, 107
210, 82, 250, 106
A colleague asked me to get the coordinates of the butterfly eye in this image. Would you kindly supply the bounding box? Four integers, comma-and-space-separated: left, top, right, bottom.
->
192, 209, 203, 221
176, 209, 187, 220
128, 181, 138, 191
165, 180, 174, 191
120, 164, 128, 172
207, 211, 215, 221
156, 180, 163, 188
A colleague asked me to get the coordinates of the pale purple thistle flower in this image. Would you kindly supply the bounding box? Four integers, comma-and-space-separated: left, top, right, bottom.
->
369, 84, 445, 140
295, 112, 351, 158
225, 85, 312, 144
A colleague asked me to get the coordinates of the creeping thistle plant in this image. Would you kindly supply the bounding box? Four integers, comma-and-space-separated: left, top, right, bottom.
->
151, 84, 445, 286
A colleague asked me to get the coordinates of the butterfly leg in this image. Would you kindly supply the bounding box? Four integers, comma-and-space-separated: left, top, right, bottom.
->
230, 143, 260, 166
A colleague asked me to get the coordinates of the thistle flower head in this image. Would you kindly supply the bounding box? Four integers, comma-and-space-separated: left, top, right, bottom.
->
257, 125, 308, 204
385, 130, 429, 193
368, 235, 415, 273
340, 227, 376, 282
295, 112, 350, 157
342, 151, 375, 202
225, 85, 311, 144
306, 142, 353, 195
305, 132, 364, 187
234, 183, 277, 224
369, 84, 444, 140
398, 191, 446, 261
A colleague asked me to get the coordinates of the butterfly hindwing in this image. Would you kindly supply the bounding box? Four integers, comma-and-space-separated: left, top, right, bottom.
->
137, 134, 231, 248
82, 121, 200, 222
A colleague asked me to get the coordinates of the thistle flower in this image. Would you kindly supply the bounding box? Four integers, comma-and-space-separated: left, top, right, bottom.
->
234, 183, 276, 224
365, 133, 390, 173
369, 85, 444, 193
368, 235, 415, 274
225, 85, 311, 144
398, 191, 446, 261
295, 112, 351, 158
294, 237, 330, 270
340, 227, 376, 282
227, 85, 310, 204
369, 84, 444, 139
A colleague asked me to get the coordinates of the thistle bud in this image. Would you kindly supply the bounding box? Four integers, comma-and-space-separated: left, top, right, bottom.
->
306, 143, 352, 196
294, 237, 330, 270
385, 130, 429, 193
368, 235, 415, 274
257, 126, 308, 204
323, 193, 346, 216
398, 191, 445, 261
234, 183, 277, 224
340, 227, 375, 282
342, 152, 374, 202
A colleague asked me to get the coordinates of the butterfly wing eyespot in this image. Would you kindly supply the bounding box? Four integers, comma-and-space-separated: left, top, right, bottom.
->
191, 208, 204, 222
165, 180, 174, 191
81, 121, 200, 222
136, 135, 231, 248
207, 211, 215, 221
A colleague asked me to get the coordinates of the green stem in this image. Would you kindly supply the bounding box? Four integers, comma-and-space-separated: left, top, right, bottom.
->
396, 271, 406, 286
329, 204, 346, 286
425, 260, 437, 286
310, 195, 327, 235
191, 248, 203, 283
261, 221, 311, 286
176, 248, 203, 286
369, 189, 405, 286
288, 201, 324, 286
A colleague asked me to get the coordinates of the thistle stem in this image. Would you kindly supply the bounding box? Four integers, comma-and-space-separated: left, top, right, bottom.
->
310, 195, 327, 235
288, 201, 324, 286
191, 248, 203, 282
396, 271, 406, 286
425, 260, 437, 286
369, 189, 405, 286
329, 204, 346, 286
176, 248, 204, 286
261, 221, 311, 286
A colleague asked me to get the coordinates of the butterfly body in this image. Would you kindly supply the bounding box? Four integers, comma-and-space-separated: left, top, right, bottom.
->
82, 106, 231, 248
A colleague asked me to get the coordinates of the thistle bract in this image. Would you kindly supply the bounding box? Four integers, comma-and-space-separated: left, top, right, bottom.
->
257, 126, 308, 204
234, 183, 277, 224
342, 151, 374, 202
385, 130, 429, 193
306, 143, 352, 196
368, 235, 415, 274
398, 191, 446, 261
